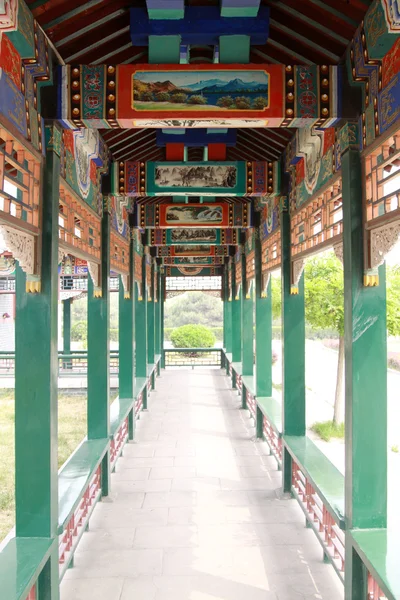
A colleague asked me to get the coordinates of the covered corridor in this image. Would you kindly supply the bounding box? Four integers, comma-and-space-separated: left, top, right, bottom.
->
60, 369, 342, 600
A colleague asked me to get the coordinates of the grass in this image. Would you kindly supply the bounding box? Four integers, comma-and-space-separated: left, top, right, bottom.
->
311, 420, 345, 442
0, 390, 88, 542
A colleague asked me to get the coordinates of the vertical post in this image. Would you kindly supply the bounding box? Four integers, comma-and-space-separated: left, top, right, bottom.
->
147, 259, 155, 366
255, 232, 272, 397
224, 263, 232, 355
15, 125, 61, 598
281, 206, 306, 492
160, 272, 165, 368
231, 250, 242, 364
118, 236, 135, 400
63, 298, 71, 355
341, 137, 387, 599
241, 252, 253, 377
88, 200, 110, 496
135, 253, 148, 405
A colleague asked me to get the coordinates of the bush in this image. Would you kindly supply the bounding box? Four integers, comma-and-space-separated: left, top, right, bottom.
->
171, 93, 188, 104
141, 91, 153, 101
170, 324, 216, 349
71, 321, 87, 342
110, 328, 118, 342
235, 96, 251, 109
253, 96, 268, 109
155, 91, 170, 102
213, 327, 223, 341
311, 420, 345, 442
188, 95, 207, 105
217, 96, 234, 108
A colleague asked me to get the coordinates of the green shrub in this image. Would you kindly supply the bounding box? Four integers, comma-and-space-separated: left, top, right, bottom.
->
110, 328, 118, 342
155, 91, 170, 102
170, 324, 216, 349
235, 96, 251, 109
253, 96, 268, 109
188, 95, 207, 105
171, 93, 188, 104
71, 321, 87, 342
311, 420, 345, 442
141, 91, 153, 101
213, 327, 223, 341
217, 96, 234, 108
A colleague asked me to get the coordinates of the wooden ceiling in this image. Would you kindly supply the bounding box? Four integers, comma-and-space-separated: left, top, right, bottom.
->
27, 0, 372, 162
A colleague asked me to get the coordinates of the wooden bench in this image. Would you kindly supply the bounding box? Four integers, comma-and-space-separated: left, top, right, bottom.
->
0, 537, 54, 600
351, 528, 400, 600
283, 435, 345, 528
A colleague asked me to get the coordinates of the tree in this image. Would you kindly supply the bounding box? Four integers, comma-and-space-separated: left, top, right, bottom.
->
155, 91, 170, 102
188, 95, 207, 105
141, 91, 153, 102
170, 324, 215, 348
253, 96, 268, 110
217, 96, 234, 108
164, 292, 223, 329
171, 93, 188, 104
271, 273, 282, 321
304, 254, 344, 424
234, 96, 251, 109
386, 265, 400, 336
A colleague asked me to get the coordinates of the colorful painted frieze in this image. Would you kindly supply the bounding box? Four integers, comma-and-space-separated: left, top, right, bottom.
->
138, 201, 251, 228
164, 266, 222, 276
155, 244, 228, 257
163, 256, 223, 266
147, 227, 238, 246
60, 63, 343, 129
347, 0, 400, 149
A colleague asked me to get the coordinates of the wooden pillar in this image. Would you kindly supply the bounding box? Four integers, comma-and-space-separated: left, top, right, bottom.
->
224, 264, 232, 354
231, 251, 242, 365
87, 202, 110, 496
281, 206, 306, 492
118, 238, 135, 399
241, 252, 253, 378
63, 298, 71, 355
255, 231, 272, 397
147, 260, 155, 365
341, 135, 387, 599
15, 125, 61, 598
160, 272, 165, 368
135, 254, 148, 405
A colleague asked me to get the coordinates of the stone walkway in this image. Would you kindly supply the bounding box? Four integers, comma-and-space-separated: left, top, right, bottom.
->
61, 368, 343, 600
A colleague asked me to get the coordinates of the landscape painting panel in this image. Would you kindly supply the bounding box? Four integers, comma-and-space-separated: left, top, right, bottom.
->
133, 70, 269, 111
155, 164, 237, 189
174, 244, 212, 256
170, 229, 218, 243
165, 205, 223, 224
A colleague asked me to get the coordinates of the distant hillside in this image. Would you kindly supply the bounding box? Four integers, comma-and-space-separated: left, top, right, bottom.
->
134, 77, 268, 96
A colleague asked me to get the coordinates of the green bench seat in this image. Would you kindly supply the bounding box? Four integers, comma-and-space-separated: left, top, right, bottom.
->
231, 362, 242, 376
58, 438, 109, 533
0, 537, 54, 600
283, 435, 345, 528
110, 397, 135, 438
257, 395, 282, 433
242, 372, 256, 397
351, 529, 400, 600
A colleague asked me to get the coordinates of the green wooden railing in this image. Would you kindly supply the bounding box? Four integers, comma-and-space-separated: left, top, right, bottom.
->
0, 357, 161, 600
223, 350, 397, 600
163, 347, 223, 368
0, 351, 119, 376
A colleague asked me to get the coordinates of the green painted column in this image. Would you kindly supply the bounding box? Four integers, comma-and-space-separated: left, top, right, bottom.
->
255, 232, 272, 397
147, 260, 155, 365
88, 203, 110, 495
281, 207, 306, 492
135, 254, 148, 382
160, 272, 165, 368
118, 239, 135, 399
155, 268, 161, 357
231, 252, 242, 364
341, 139, 387, 599
63, 299, 71, 355
15, 126, 61, 598
241, 253, 253, 377
224, 266, 232, 354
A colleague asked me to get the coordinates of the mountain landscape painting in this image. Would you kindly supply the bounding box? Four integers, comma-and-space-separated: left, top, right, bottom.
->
132, 70, 269, 111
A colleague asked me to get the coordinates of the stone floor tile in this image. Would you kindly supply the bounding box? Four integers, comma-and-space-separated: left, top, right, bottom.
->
61, 577, 124, 600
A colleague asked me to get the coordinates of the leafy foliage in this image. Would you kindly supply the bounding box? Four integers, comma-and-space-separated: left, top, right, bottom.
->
304, 255, 344, 335
234, 96, 251, 109
311, 420, 345, 442
253, 96, 268, 109
217, 96, 234, 108
171, 93, 188, 104
155, 91, 170, 102
271, 273, 282, 321
386, 265, 400, 336
188, 95, 207, 105
164, 292, 222, 329
170, 324, 216, 348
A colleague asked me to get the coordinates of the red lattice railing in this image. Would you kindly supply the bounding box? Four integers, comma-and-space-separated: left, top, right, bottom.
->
147, 376, 152, 395
236, 374, 242, 393
135, 391, 143, 417
229, 362, 232, 377
246, 389, 257, 420
291, 460, 345, 575
368, 572, 388, 600
110, 417, 129, 469
263, 415, 282, 463
59, 465, 101, 574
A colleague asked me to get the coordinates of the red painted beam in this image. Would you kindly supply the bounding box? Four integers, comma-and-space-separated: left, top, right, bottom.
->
208, 143, 226, 161
166, 143, 185, 161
